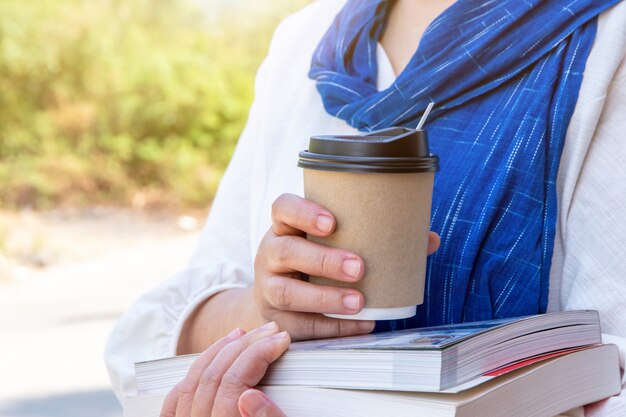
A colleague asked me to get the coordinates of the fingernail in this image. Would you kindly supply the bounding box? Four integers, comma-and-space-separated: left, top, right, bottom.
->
270, 331, 289, 341
240, 390, 271, 417
358, 320, 375, 331
316, 214, 333, 233
342, 258, 361, 279
257, 321, 278, 332
343, 294, 362, 310
226, 328, 244, 341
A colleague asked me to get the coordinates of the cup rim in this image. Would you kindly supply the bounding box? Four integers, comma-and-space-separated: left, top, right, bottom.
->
298, 150, 440, 173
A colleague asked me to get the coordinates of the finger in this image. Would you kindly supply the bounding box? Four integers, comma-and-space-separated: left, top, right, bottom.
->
213, 332, 291, 415
267, 235, 364, 282
174, 328, 245, 417
263, 276, 364, 315
427, 232, 440, 255
239, 389, 287, 417
273, 311, 375, 341
160, 386, 179, 417
271, 193, 336, 237
189, 322, 281, 417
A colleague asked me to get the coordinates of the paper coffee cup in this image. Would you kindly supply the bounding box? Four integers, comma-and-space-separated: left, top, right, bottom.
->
298, 127, 439, 321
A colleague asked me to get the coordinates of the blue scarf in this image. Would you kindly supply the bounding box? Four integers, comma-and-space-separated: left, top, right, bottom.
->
309, 0, 619, 331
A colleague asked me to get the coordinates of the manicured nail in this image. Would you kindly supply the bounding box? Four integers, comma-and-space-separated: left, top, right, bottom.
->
358, 320, 375, 331
342, 258, 361, 279
316, 214, 334, 233
343, 294, 362, 310
240, 390, 271, 417
257, 321, 278, 332
270, 331, 289, 341
226, 328, 244, 341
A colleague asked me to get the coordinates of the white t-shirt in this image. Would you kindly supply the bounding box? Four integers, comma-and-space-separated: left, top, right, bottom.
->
105, 1, 626, 414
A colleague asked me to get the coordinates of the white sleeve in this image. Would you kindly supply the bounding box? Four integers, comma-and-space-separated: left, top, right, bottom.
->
558, 30, 626, 416
104, 40, 274, 401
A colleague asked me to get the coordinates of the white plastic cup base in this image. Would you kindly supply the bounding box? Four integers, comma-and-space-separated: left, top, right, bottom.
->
325, 305, 417, 321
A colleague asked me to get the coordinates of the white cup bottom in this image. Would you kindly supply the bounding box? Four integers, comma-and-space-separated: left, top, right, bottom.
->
325, 305, 417, 321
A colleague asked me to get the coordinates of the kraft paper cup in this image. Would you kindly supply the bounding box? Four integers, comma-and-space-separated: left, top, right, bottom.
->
298, 127, 439, 321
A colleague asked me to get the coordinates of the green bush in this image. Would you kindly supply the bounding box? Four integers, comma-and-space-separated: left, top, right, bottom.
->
0, 0, 309, 209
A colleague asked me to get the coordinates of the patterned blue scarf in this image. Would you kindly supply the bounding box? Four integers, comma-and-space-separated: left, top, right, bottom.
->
309, 0, 619, 331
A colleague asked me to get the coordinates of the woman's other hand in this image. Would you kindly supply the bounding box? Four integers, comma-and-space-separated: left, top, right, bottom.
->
253, 193, 440, 341
161, 322, 289, 417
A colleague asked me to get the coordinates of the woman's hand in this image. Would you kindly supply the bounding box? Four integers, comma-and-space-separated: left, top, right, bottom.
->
253, 193, 440, 341
162, 322, 289, 417
177, 193, 440, 353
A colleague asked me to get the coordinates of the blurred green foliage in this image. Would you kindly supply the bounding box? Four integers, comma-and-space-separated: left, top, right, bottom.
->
0, 0, 309, 210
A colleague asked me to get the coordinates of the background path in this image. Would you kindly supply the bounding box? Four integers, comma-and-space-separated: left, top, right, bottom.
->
0, 209, 202, 416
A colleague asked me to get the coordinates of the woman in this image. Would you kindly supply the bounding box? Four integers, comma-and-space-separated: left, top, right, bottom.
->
106, 0, 626, 416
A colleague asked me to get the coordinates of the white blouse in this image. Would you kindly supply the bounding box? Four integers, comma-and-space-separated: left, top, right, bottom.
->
105, 1, 626, 414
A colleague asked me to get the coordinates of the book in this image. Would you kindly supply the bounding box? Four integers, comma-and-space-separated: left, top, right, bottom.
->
124, 345, 622, 417
135, 310, 602, 393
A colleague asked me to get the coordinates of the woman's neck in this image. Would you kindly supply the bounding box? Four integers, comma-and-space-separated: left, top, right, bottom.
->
380, 0, 456, 75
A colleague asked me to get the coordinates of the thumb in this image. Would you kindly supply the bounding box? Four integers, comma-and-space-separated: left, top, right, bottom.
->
239, 389, 287, 417
427, 231, 440, 255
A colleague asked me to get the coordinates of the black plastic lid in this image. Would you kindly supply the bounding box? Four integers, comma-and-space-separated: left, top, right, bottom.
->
298, 127, 439, 173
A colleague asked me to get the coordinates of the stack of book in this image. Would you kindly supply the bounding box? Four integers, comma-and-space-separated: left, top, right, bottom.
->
124, 310, 621, 417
